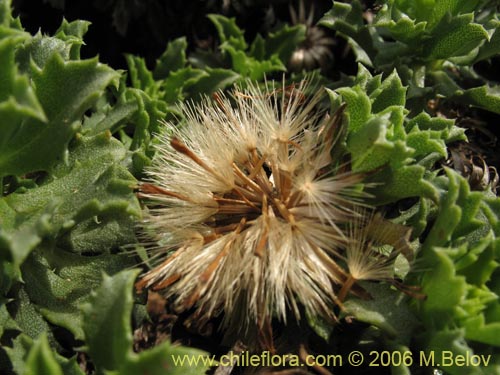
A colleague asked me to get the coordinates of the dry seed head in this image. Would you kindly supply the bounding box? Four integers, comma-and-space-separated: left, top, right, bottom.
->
337, 210, 414, 302
137, 80, 367, 331
346, 214, 401, 281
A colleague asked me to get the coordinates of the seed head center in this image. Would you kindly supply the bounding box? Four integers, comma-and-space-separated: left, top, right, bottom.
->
215, 149, 297, 229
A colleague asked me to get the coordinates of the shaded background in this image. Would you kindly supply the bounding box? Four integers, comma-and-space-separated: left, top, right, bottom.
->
11, 0, 335, 70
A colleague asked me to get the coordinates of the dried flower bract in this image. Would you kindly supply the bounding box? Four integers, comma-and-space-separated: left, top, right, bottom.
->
136, 80, 368, 334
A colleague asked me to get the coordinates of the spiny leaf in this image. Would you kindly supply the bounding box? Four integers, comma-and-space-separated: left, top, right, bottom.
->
0, 206, 53, 289
160, 66, 208, 103
81, 88, 138, 136
15, 32, 73, 72
424, 14, 489, 60
368, 164, 438, 204
153, 37, 187, 80
336, 85, 371, 133
183, 67, 240, 97
370, 70, 406, 113
125, 54, 157, 95
7, 287, 55, 343
24, 334, 64, 375
464, 313, 500, 347
343, 283, 418, 345
0, 38, 47, 165
53, 19, 90, 60
456, 84, 500, 114
392, 0, 479, 29
320, 1, 376, 66
263, 23, 306, 62
2, 133, 139, 246
421, 329, 486, 375
375, 6, 427, 45
207, 14, 247, 51
0, 300, 19, 337
21, 248, 135, 340
122, 341, 210, 375
3, 333, 34, 375
423, 169, 463, 248
3, 332, 84, 375
475, 26, 500, 62
0, 53, 119, 177
81, 269, 140, 373
420, 246, 468, 328
0, 0, 26, 37
223, 44, 285, 80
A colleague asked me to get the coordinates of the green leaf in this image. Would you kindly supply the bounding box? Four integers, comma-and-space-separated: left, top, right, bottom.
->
4, 333, 34, 375
0, 206, 52, 289
419, 246, 468, 328
53, 19, 90, 60
459, 236, 498, 286
425, 170, 484, 245
32, 54, 118, 122
0, 301, 19, 337
127, 91, 167, 164
463, 302, 500, 347
126, 54, 157, 95
0, 53, 119, 178
424, 14, 489, 60
25, 334, 63, 375
121, 340, 210, 375
54, 19, 89, 43
153, 37, 187, 80
8, 287, 55, 343
55, 355, 85, 375
406, 111, 457, 132
370, 70, 406, 113
424, 170, 463, 247
160, 66, 208, 103
305, 310, 333, 342
81, 88, 138, 136
347, 115, 396, 171
81, 269, 140, 373
184, 67, 240, 97
0, 0, 23, 31
421, 329, 485, 375
3, 332, 84, 375
15, 33, 72, 72
207, 14, 247, 51
2, 133, 139, 247
455, 84, 500, 114
333, 68, 453, 203
21, 248, 135, 340
249, 33, 265, 60
0, 132, 138, 300
416, 170, 500, 360
375, 5, 427, 45
475, 26, 500, 62
369, 164, 438, 204
263, 23, 306, 62
406, 131, 447, 159
223, 44, 285, 81
80, 269, 209, 375
393, 0, 479, 28
336, 85, 371, 133
320, 1, 376, 66
343, 283, 418, 345
0, 38, 47, 167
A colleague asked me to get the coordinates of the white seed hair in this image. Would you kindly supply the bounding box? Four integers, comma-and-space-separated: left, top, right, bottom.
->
137, 80, 369, 331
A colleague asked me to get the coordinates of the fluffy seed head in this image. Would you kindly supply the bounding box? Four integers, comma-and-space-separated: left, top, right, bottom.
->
137, 80, 367, 331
